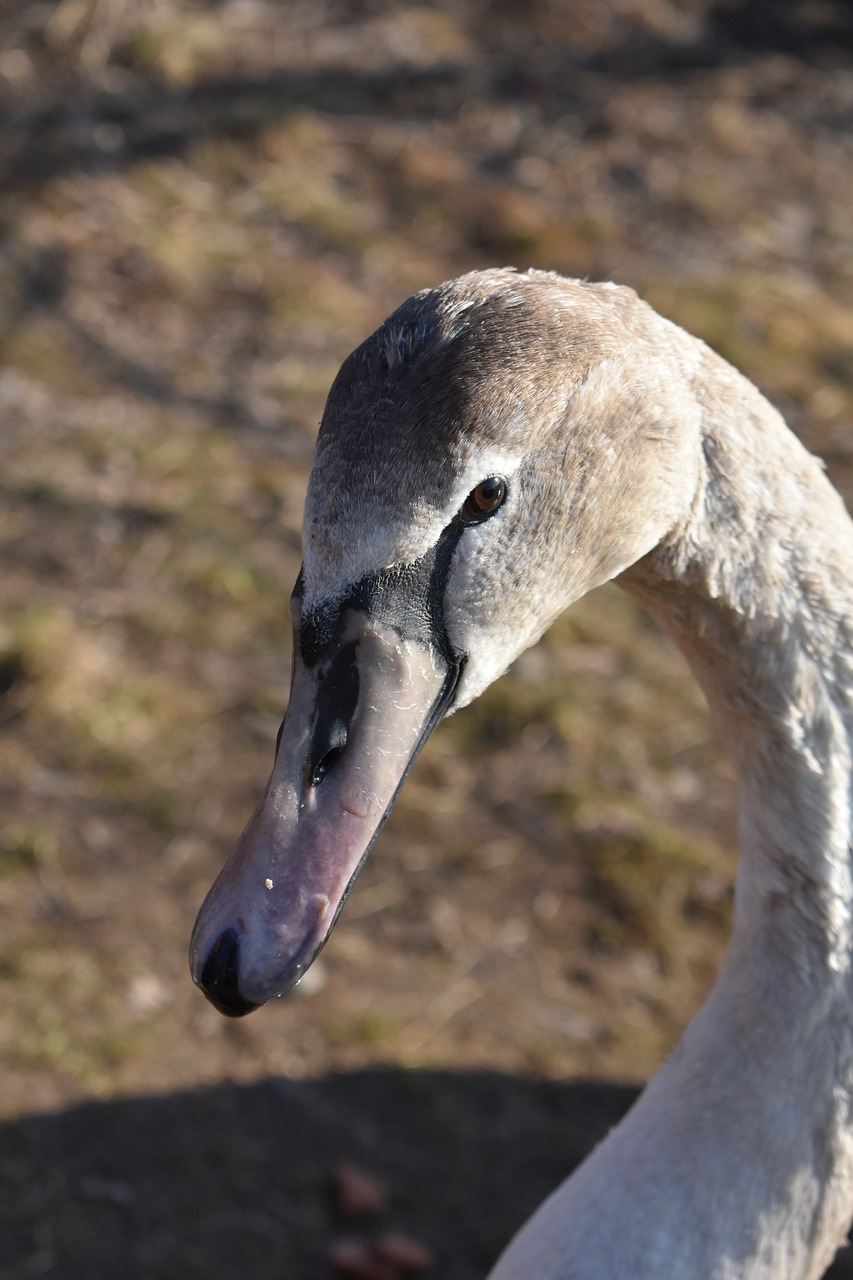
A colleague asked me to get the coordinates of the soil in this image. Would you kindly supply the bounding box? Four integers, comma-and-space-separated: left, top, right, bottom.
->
1, 2, 852, 1277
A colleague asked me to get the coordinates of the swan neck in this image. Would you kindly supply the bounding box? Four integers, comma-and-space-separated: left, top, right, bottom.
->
489, 353, 853, 1280
622, 361, 853, 979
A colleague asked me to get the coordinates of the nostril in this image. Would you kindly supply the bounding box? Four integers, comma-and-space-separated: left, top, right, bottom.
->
308, 643, 358, 785
199, 927, 260, 1018
311, 745, 343, 787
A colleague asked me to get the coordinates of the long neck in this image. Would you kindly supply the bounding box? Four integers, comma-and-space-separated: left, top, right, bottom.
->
630, 362, 853, 989
630, 360, 853, 988
491, 351, 853, 1280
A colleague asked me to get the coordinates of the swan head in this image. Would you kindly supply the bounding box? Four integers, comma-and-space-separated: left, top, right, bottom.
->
190, 268, 703, 1014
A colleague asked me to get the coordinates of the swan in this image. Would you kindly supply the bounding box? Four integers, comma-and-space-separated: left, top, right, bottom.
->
189, 267, 853, 1279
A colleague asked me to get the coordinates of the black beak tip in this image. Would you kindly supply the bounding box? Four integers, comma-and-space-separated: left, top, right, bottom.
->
198, 927, 260, 1018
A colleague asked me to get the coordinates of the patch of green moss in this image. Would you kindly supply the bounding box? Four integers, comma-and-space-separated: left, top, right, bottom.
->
0, 822, 58, 878
325, 1011, 401, 1051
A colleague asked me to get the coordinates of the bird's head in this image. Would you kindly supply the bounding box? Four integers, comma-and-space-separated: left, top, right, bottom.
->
190, 269, 701, 1014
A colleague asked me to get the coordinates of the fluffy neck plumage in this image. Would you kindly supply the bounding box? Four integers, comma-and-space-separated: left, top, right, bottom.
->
630, 344, 853, 982
490, 342, 853, 1280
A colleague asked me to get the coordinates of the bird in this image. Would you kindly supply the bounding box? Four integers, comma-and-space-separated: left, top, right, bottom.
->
190, 267, 853, 1279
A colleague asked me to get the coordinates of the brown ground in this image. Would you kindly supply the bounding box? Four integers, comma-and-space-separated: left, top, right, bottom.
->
1, 2, 852, 1277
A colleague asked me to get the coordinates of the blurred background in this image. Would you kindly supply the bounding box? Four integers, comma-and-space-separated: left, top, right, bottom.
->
1, 1, 852, 1277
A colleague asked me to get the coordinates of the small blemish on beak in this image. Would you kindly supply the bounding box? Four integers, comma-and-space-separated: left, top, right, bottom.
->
265, 878, 274, 890
312, 894, 331, 922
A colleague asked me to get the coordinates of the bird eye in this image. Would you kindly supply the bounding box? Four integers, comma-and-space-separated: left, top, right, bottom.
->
460, 476, 507, 525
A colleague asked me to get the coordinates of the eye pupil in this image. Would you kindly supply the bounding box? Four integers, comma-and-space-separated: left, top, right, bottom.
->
461, 476, 507, 524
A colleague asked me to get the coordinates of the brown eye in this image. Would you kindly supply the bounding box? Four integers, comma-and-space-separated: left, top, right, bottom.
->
461, 476, 507, 525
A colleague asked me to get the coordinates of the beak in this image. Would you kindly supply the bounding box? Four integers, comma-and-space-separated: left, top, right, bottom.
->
189, 601, 460, 1016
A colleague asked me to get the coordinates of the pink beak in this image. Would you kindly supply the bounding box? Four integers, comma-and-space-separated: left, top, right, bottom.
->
190, 605, 459, 1015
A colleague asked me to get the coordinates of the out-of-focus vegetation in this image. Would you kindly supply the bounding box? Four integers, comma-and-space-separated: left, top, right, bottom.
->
1, 2, 851, 1276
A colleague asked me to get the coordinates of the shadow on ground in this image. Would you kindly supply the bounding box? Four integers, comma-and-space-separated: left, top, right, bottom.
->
6, 1066, 853, 1280
2, 1069, 638, 1280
